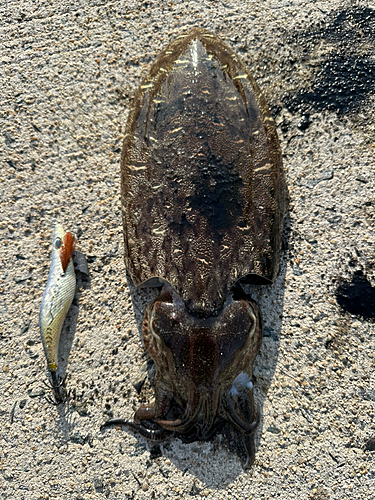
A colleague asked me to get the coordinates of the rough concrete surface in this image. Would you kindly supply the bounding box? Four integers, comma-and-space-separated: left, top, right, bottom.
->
0, 0, 374, 499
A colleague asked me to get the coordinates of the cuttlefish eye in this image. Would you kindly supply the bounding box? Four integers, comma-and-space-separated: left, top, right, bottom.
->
54, 237, 62, 250
229, 372, 254, 398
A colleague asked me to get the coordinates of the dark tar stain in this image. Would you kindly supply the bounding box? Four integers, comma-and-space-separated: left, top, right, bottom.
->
287, 55, 375, 115
365, 437, 375, 452
284, 6, 375, 116
336, 270, 375, 320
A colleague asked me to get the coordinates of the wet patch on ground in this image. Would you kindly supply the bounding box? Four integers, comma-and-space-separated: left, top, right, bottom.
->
283, 5, 375, 116
336, 270, 375, 320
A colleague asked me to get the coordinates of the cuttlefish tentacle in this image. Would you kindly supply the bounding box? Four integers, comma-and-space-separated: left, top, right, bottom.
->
101, 382, 177, 441
100, 418, 174, 441
225, 391, 259, 435
156, 390, 216, 436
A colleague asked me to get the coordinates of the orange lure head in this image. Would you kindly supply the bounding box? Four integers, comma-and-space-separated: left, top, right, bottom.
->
59, 231, 76, 273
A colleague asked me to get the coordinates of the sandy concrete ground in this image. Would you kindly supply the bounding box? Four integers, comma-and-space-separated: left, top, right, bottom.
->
1, 0, 374, 498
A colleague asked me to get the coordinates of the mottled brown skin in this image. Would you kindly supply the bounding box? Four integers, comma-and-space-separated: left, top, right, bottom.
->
116, 28, 287, 468
136, 283, 263, 468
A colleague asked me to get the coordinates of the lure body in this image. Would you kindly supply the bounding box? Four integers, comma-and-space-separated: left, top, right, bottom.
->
39, 223, 76, 374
